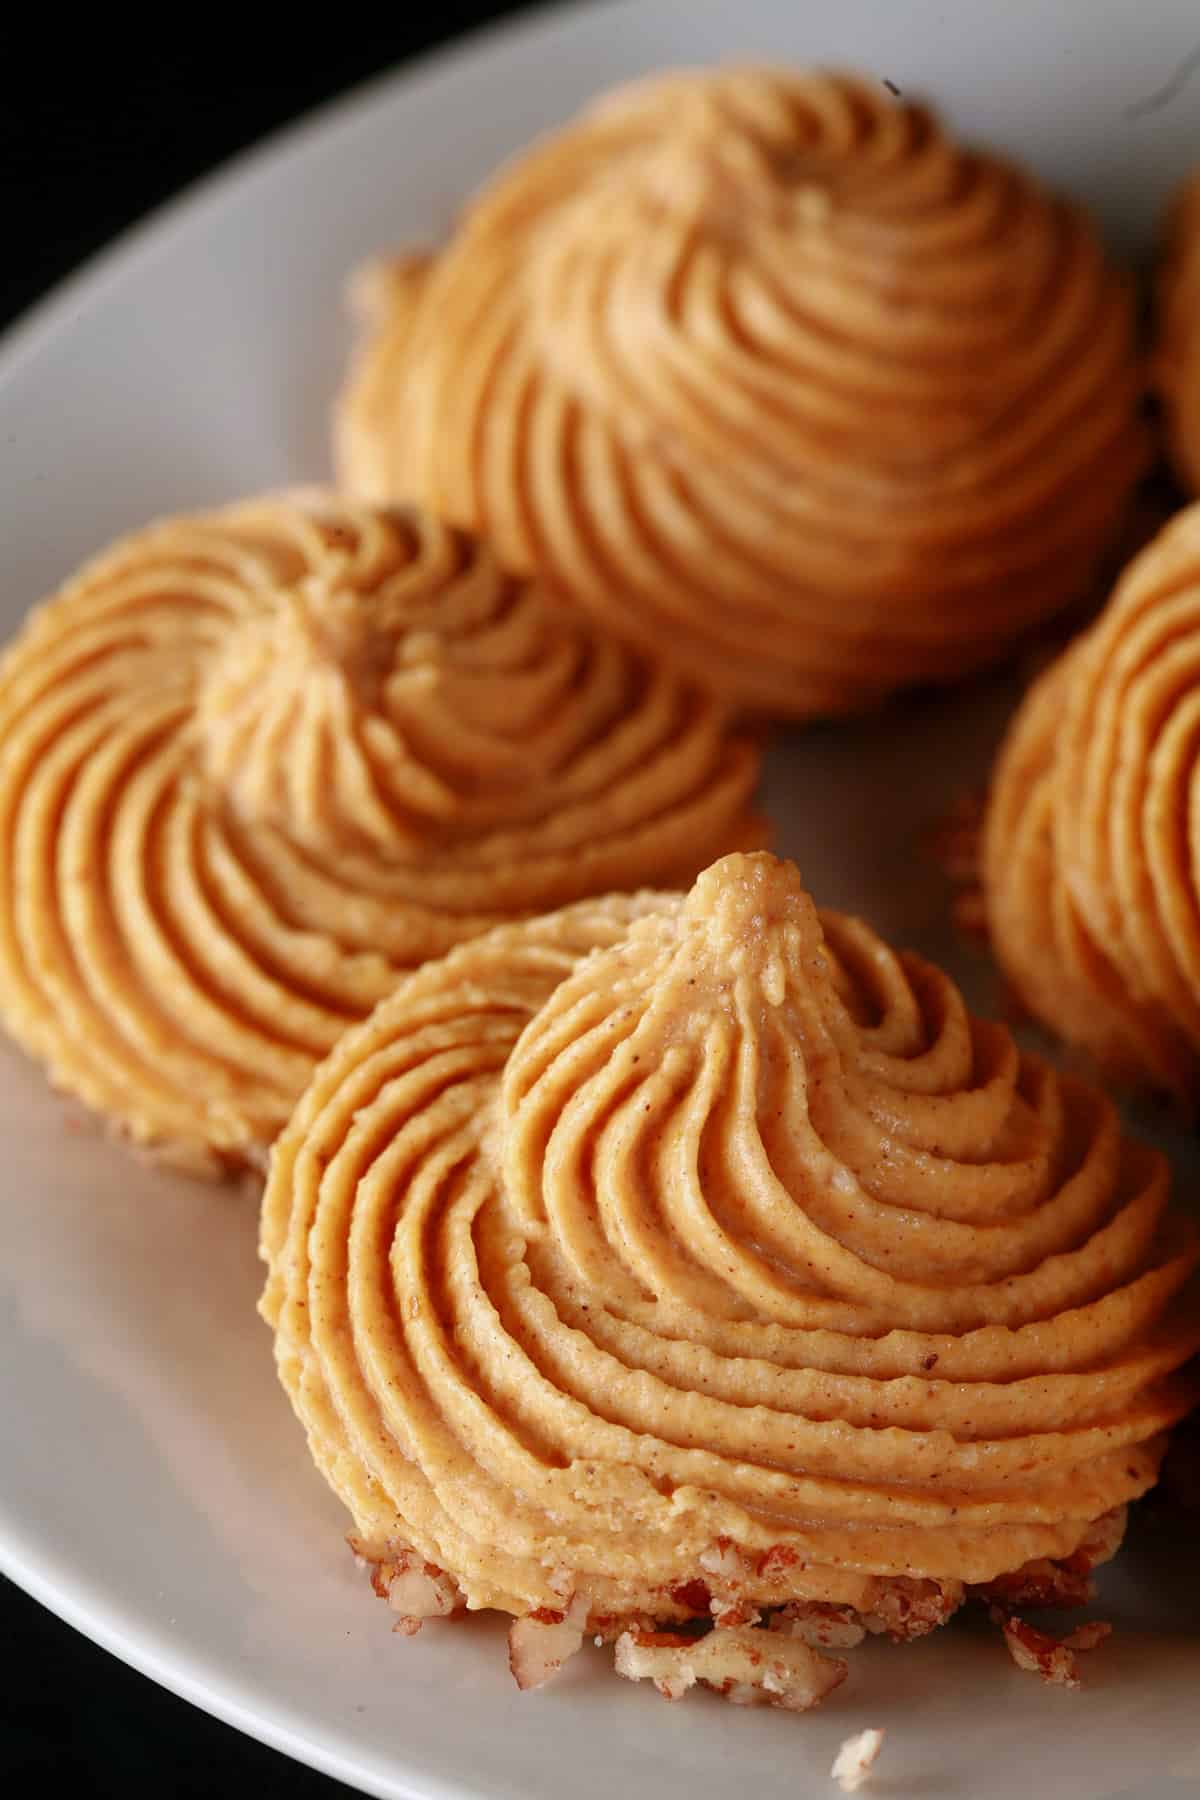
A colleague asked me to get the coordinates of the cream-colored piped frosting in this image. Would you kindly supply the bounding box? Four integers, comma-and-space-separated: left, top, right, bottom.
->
983, 502, 1200, 1100
261, 853, 1198, 1701
339, 66, 1147, 718
0, 493, 760, 1172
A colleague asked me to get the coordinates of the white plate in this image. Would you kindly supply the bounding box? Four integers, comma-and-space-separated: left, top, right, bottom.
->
2, 4, 1199, 1797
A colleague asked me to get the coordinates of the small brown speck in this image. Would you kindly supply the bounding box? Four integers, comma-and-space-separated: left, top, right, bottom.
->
883, 78, 902, 97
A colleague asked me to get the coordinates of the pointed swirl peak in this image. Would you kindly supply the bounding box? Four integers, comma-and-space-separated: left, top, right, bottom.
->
341, 65, 1147, 717
501, 851, 1194, 1330
264, 852, 1198, 1667
655, 851, 831, 1020
195, 498, 634, 859
0, 491, 760, 1171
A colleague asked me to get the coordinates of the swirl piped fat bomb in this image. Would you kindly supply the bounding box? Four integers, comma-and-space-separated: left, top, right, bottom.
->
1156, 170, 1200, 493
0, 493, 760, 1174
339, 67, 1147, 719
982, 502, 1200, 1101
261, 852, 1198, 1713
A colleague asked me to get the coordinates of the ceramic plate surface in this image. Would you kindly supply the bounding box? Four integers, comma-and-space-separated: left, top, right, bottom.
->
2, 3, 1199, 1795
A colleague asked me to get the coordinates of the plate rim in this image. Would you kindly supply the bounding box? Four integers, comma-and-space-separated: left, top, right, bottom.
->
0, 7, 622, 1797
2, 3, 1198, 1796
0, 1529, 428, 1800
0, 0, 602, 395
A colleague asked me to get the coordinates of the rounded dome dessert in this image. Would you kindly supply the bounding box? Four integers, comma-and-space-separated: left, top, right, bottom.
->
338, 66, 1148, 719
1155, 170, 1200, 493
0, 493, 760, 1173
982, 502, 1200, 1100
260, 852, 1198, 1711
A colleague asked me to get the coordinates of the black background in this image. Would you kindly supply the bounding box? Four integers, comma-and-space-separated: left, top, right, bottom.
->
5, 10, 1196, 1795
0, 6, 558, 1793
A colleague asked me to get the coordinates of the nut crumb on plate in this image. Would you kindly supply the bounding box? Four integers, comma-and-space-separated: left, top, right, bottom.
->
831, 1728, 885, 1792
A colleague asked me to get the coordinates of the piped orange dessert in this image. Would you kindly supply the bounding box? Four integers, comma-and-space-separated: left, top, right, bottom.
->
1155, 170, 1200, 493
982, 502, 1200, 1101
0, 492, 760, 1173
260, 852, 1198, 1712
338, 66, 1147, 719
